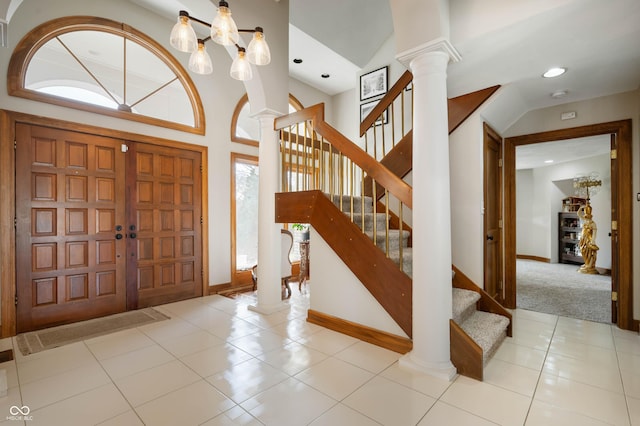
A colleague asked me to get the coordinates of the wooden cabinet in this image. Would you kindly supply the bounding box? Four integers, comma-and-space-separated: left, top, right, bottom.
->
558, 212, 583, 265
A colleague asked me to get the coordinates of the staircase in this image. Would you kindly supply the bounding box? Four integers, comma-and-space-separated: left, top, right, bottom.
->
273, 72, 510, 381
331, 193, 510, 380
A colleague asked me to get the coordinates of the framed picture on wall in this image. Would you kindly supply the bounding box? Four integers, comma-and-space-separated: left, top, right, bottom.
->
360, 100, 388, 125
360, 66, 388, 101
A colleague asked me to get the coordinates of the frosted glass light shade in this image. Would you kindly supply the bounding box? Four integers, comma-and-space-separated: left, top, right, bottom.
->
210, 3, 239, 46
169, 14, 197, 53
230, 49, 252, 81
247, 29, 271, 65
188, 41, 213, 74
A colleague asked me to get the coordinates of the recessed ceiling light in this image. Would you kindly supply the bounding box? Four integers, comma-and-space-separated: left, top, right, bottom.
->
543, 67, 566, 78
321, 73, 330, 78
551, 90, 568, 99
293, 58, 303, 64
544, 159, 554, 164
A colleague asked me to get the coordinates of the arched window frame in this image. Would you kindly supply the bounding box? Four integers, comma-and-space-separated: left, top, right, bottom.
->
7, 16, 206, 135
231, 93, 303, 147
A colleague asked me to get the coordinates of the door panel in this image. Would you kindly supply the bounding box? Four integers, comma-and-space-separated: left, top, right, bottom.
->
16, 124, 127, 332
484, 124, 503, 302
126, 142, 203, 308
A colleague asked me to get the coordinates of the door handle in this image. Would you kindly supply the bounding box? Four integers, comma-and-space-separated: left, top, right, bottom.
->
129, 232, 137, 239
115, 233, 123, 240
486, 235, 494, 241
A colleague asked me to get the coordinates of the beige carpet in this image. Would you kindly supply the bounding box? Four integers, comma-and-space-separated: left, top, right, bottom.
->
16, 308, 170, 356
516, 259, 611, 323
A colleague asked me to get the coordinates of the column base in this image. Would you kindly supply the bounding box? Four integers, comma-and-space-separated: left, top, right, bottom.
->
399, 352, 457, 382
248, 301, 289, 315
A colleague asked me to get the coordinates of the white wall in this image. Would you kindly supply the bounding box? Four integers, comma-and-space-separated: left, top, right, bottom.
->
515, 154, 612, 268
308, 228, 407, 337
505, 90, 640, 320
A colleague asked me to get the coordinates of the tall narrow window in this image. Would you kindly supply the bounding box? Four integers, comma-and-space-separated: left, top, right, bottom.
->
231, 153, 259, 285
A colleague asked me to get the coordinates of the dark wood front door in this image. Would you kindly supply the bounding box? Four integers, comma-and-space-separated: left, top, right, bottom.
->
16, 125, 203, 332
483, 123, 503, 302
16, 124, 127, 332
126, 142, 203, 309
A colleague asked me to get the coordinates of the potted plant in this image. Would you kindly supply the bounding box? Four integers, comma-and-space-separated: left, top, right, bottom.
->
291, 223, 310, 241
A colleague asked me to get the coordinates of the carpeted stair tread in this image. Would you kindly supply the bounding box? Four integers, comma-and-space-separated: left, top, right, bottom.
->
345, 212, 388, 231
452, 288, 481, 324
330, 194, 374, 213
387, 247, 412, 277
460, 311, 510, 364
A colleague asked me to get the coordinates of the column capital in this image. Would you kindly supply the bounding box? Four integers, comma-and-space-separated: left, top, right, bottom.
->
396, 37, 461, 69
250, 108, 284, 121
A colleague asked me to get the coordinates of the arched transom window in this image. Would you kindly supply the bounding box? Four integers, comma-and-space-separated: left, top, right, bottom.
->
8, 16, 205, 134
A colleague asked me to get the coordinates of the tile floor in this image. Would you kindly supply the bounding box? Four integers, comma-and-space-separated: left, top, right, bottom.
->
0, 288, 639, 425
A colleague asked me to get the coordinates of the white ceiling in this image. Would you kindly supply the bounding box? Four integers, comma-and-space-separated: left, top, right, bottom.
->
515, 135, 610, 170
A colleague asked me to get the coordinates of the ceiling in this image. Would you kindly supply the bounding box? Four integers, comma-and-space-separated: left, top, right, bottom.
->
124, 0, 640, 111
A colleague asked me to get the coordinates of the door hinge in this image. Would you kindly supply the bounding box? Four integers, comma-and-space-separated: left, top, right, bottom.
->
611, 291, 618, 302
200, 165, 203, 173
612, 220, 618, 231
611, 149, 617, 159
14, 295, 18, 306
498, 158, 503, 167
498, 219, 503, 228
14, 217, 17, 228
14, 140, 17, 150
200, 216, 203, 224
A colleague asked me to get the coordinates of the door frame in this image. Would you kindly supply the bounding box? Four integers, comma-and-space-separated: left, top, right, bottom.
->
504, 119, 636, 331
0, 110, 209, 337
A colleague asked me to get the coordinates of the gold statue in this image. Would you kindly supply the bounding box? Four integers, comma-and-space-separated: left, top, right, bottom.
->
577, 203, 599, 274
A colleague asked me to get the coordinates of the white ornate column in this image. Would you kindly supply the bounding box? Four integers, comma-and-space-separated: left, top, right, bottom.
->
249, 110, 288, 314
398, 40, 460, 381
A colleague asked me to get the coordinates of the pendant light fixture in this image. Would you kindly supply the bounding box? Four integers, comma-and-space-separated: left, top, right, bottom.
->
169, 1, 271, 81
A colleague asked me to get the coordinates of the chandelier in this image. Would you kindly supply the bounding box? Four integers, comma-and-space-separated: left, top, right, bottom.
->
169, 1, 271, 81
573, 172, 602, 201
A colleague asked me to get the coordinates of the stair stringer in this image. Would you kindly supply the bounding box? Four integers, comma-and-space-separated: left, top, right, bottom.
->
450, 265, 512, 381
275, 190, 412, 337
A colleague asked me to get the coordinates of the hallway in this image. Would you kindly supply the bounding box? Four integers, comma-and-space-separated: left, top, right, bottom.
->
1, 290, 639, 425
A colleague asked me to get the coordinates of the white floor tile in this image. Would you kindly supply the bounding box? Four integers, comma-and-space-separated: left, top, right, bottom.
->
441, 376, 531, 425
299, 328, 358, 355
506, 328, 553, 352
200, 405, 263, 425
180, 344, 253, 378
158, 329, 225, 358
493, 340, 547, 371
85, 328, 156, 361
137, 318, 200, 343
525, 399, 614, 426
28, 383, 129, 426
0, 386, 24, 422
114, 360, 201, 407
229, 330, 293, 357
258, 341, 328, 376
309, 403, 381, 426
379, 362, 452, 399
615, 337, 640, 357
96, 410, 144, 426
484, 358, 541, 397
334, 341, 400, 374
628, 396, 640, 426
206, 357, 289, 404
543, 352, 624, 394
240, 377, 336, 426
266, 317, 324, 342
512, 309, 558, 325
20, 362, 111, 411
295, 356, 374, 401
534, 372, 630, 425
620, 369, 640, 399
135, 380, 235, 426
342, 376, 436, 426
99, 344, 174, 379
418, 401, 497, 426
208, 318, 263, 341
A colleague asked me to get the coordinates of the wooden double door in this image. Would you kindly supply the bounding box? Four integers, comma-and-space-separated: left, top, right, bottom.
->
15, 124, 203, 332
